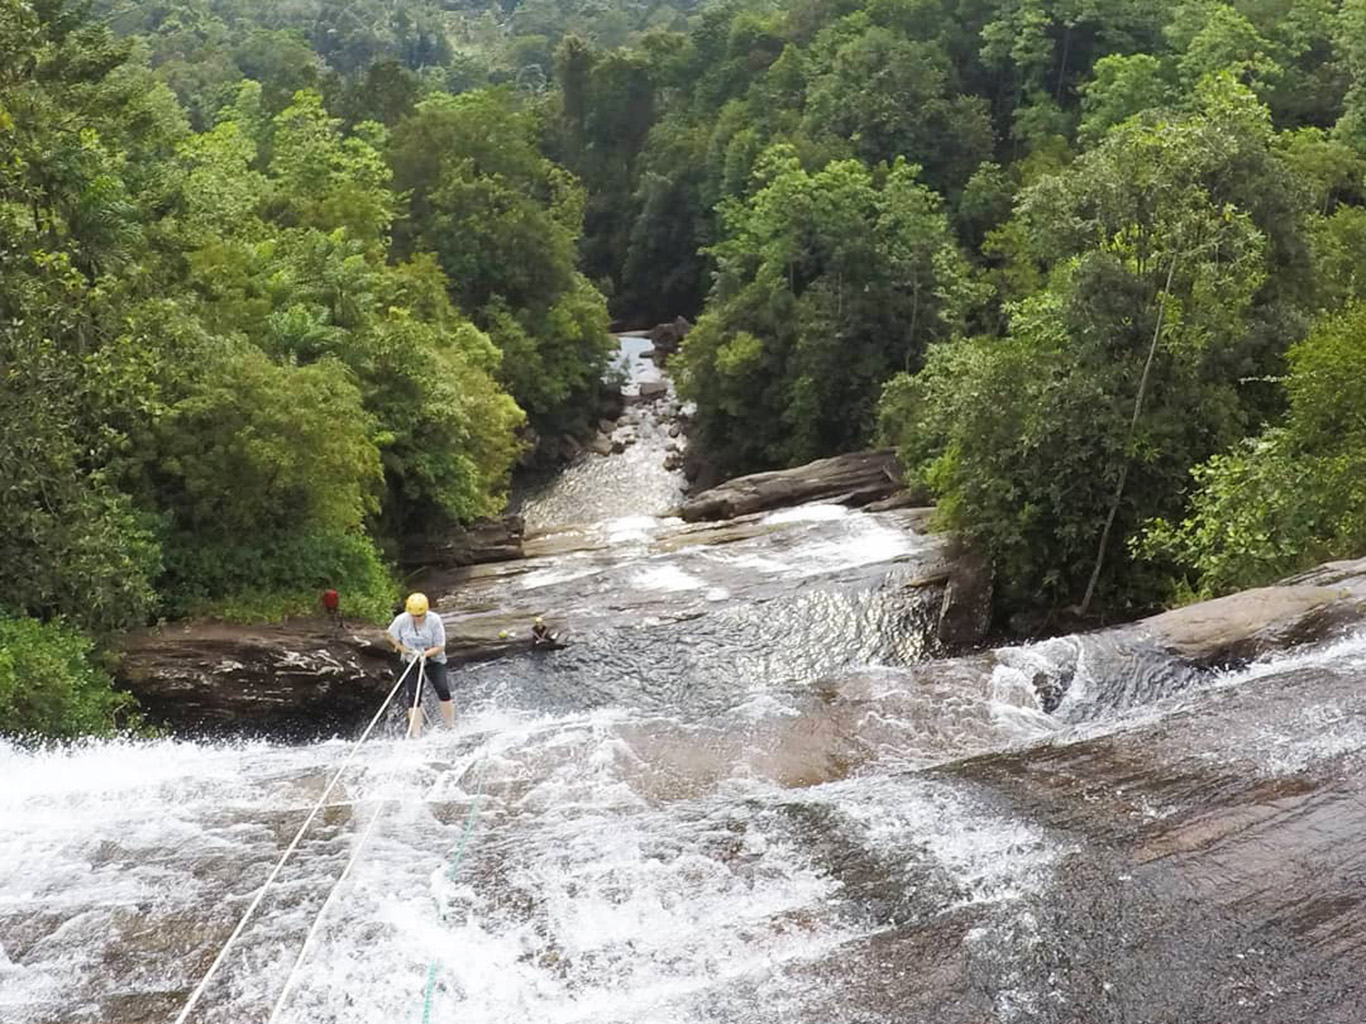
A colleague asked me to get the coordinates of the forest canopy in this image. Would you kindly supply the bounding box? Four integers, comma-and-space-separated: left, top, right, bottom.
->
6, 0, 1366, 733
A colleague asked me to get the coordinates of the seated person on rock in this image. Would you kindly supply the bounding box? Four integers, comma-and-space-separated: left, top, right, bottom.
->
530, 616, 562, 649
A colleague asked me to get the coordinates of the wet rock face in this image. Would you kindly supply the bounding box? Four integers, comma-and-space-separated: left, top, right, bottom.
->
401, 515, 525, 570
116, 625, 394, 734
1141, 557, 1366, 665
1006, 556, 1366, 717
117, 615, 539, 734
677, 449, 903, 522
928, 652, 1366, 1024
936, 547, 994, 650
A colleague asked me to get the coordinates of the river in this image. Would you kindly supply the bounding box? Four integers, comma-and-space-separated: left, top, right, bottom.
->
3, 342, 1366, 1023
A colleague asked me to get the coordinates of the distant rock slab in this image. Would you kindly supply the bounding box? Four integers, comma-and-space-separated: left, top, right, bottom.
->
1141, 557, 1366, 665
864, 490, 929, 514
401, 514, 525, 570
677, 449, 904, 522
117, 615, 543, 734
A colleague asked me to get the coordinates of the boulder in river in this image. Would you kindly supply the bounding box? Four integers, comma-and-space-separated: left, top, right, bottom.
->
677, 449, 903, 522
936, 547, 994, 650
646, 316, 692, 365
627, 380, 669, 404
557, 434, 584, 462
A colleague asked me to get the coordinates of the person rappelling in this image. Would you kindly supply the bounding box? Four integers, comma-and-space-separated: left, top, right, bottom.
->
385, 592, 454, 737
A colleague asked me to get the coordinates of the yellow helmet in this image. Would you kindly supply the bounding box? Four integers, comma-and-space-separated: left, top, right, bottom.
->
535, 616, 545, 626
405, 592, 429, 616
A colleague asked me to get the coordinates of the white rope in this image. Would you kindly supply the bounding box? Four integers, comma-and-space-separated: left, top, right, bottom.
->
264, 797, 389, 1023
173, 655, 422, 1024
264, 654, 429, 1023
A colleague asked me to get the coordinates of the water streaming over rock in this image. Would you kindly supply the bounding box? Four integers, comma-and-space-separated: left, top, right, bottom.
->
516, 335, 687, 534
5, 342, 1366, 1022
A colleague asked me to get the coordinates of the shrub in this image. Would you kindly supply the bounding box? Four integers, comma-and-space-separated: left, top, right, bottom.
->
159, 530, 398, 624
0, 616, 136, 738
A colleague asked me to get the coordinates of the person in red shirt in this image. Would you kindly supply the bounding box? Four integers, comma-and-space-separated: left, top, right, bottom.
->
322, 587, 342, 629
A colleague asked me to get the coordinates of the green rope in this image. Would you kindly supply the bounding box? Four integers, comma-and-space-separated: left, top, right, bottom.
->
420, 962, 440, 1024
420, 751, 490, 1022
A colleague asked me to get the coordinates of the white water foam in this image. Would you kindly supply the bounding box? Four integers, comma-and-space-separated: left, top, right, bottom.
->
632, 564, 708, 592
705, 514, 925, 580
518, 563, 605, 590
762, 503, 850, 525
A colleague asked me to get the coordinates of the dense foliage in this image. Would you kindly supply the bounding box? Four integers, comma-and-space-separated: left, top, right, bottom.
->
555, 0, 1360, 620
0, 616, 136, 738
682, 149, 976, 469
10, 0, 1366, 732
1141, 303, 1366, 596
0, 0, 612, 734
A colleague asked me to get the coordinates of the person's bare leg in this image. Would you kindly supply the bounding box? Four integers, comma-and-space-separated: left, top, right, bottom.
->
407, 707, 424, 739
438, 700, 455, 728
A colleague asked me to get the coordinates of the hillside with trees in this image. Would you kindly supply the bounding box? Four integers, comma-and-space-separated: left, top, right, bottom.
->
5, 0, 1366, 734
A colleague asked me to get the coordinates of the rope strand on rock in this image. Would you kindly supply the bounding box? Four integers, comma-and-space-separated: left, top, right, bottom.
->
172, 655, 423, 1024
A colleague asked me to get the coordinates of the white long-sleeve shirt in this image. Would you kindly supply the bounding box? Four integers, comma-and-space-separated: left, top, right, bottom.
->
386, 612, 447, 664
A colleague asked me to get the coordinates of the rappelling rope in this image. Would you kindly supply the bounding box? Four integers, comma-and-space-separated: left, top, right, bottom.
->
172, 655, 423, 1024
420, 748, 492, 1023
265, 796, 389, 1023
264, 655, 430, 1022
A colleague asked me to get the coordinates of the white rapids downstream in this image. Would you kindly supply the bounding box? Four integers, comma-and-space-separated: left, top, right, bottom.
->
5, 344, 1366, 1023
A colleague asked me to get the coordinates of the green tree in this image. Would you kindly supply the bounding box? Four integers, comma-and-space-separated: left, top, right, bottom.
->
390, 88, 613, 437
804, 25, 993, 194
155, 345, 381, 541
1141, 303, 1366, 595
1078, 53, 1174, 146
267, 90, 395, 248
338, 59, 420, 127
882, 75, 1311, 616
1335, 0, 1366, 148
0, 0, 168, 633
172, 84, 527, 532
681, 146, 977, 473
0, 616, 137, 737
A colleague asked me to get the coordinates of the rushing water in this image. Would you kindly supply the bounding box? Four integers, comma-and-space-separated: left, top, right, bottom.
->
5, 346, 1366, 1022
516, 334, 687, 534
